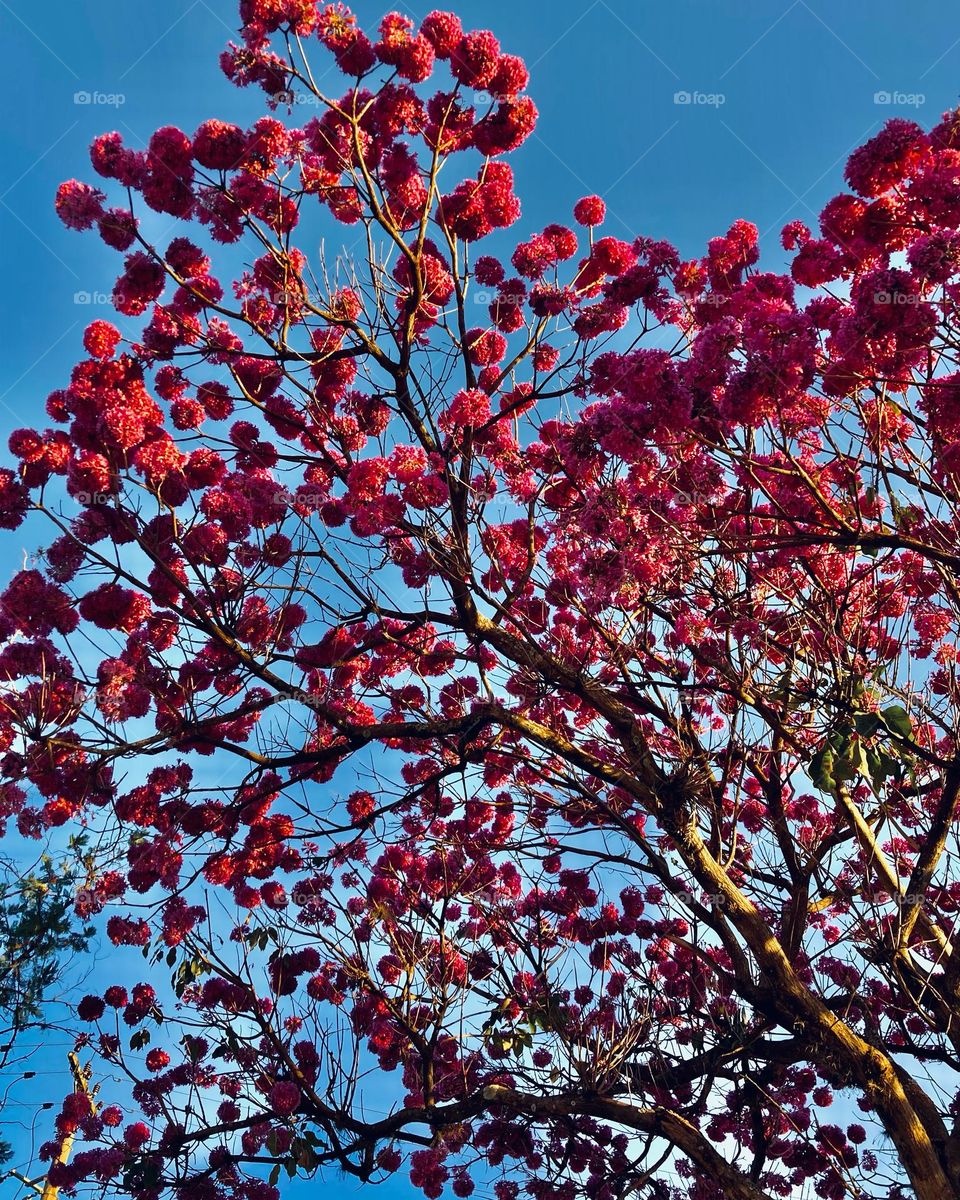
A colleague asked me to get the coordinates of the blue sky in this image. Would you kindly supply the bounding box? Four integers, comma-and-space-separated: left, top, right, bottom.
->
2, 0, 959, 461
0, 0, 959, 1196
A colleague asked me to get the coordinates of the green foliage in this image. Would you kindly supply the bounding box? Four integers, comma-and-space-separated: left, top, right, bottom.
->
809, 701, 915, 796
0, 844, 94, 1032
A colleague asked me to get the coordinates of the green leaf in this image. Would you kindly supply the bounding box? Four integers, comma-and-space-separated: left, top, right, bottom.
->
809, 744, 836, 793
864, 747, 902, 794
854, 712, 883, 739
831, 739, 856, 784
842, 735, 871, 784
293, 1138, 318, 1169
880, 705, 913, 739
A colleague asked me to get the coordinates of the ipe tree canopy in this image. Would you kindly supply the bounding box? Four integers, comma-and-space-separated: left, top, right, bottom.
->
6, 4, 960, 1199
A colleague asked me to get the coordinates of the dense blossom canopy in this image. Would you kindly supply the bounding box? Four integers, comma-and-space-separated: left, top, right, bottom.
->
7, 4, 960, 1200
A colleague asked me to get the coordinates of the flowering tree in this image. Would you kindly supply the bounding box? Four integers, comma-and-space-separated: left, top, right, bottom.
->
7, 4, 960, 1199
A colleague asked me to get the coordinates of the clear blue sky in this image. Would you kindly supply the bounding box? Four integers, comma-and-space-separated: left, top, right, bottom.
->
0, 1, 958, 1196
2, 0, 959, 457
